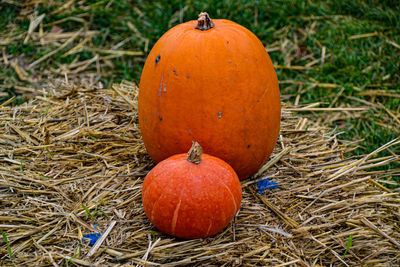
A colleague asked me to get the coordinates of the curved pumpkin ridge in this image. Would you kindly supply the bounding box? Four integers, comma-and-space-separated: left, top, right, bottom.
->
144, 159, 181, 222
196, 169, 228, 237
220, 181, 237, 213
179, 153, 240, 236
202, 161, 239, 210
149, 176, 174, 223
202, 173, 232, 227
213, 156, 243, 206
142, 174, 161, 217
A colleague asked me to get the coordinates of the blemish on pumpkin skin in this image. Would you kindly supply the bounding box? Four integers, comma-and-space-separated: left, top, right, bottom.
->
205, 221, 213, 236
171, 199, 182, 235
173, 69, 178, 76
218, 180, 238, 212
158, 74, 164, 98
155, 55, 161, 65
247, 144, 251, 148
217, 111, 222, 119
186, 74, 190, 79
187, 127, 191, 135
158, 115, 163, 121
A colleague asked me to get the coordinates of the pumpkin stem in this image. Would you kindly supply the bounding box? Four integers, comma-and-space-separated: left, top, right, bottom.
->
195, 12, 214, 31
187, 141, 203, 164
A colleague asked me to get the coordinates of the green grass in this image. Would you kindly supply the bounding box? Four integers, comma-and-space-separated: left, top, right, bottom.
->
1, 0, 399, 184
343, 233, 353, 258
1, 231, 15, 266
81, 203, 93, 219
81, 200, 109, 219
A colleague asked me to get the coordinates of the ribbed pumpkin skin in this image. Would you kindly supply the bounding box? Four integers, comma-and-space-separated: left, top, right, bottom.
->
142, 153, 242, 239
138, 19, 281, 179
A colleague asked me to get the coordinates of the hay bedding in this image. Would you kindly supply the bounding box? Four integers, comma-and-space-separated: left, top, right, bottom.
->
0, 80, 399, 266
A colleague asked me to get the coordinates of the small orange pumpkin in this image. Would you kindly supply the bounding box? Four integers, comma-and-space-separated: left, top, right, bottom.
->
139, 12, 281, 179
142, 142, 242, 239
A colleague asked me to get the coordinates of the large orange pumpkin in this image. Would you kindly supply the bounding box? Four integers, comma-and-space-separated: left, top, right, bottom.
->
138, 12, 281, 179
142, 142, 242, 239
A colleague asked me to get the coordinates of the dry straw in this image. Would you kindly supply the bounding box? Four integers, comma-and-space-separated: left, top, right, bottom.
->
0, 80, 399, 266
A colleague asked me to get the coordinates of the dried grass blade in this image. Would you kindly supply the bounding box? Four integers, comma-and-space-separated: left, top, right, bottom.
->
86, 220, 117, 257
249, 187, 299, 228
360, 217, 400, 248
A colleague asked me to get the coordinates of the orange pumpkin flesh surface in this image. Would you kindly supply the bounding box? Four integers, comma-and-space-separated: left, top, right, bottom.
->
138, 13, 281, 180
142, 142, 242, 239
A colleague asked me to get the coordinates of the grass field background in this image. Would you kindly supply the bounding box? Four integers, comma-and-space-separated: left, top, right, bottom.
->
1, 0, 399, 185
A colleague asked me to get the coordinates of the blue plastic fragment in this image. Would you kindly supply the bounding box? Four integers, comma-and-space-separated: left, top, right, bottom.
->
83, 233, 101, 246
256, 178, 278, 194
